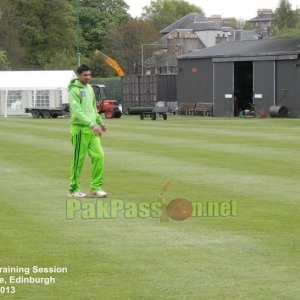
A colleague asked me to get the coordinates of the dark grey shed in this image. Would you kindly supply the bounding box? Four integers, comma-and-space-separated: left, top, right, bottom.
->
177, 38, 300, 117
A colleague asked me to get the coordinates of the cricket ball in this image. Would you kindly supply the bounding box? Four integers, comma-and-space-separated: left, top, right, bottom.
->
166, 198, 193, 221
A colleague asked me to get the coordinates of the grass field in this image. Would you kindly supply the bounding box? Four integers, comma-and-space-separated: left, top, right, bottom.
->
0, 115, 300, 299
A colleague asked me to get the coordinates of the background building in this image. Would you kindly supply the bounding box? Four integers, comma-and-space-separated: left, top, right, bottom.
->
177, 38, 300, 117
247, 9, 274, 37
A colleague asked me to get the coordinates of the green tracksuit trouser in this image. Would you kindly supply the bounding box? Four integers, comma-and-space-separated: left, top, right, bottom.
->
69, 126, 104, 193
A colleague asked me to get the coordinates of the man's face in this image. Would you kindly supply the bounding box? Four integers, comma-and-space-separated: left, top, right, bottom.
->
78, 70, 91, 85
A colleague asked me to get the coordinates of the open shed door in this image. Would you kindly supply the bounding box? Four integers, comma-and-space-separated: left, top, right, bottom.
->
213, 62, 234, 117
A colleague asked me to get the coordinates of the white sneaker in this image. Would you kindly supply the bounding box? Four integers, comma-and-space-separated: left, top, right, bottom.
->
89, 190, 108, 198
68, 191, 86, 198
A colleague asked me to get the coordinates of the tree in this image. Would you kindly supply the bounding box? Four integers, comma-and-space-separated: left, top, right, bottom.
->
5, 0, 76, 69
275, 22, 300, 38
0, 50, 10, 70
79, 0, 129, 56
44, 49, 76, 70
0, 0, 25, 69
272, 0, 299, 37
142, 0, 204, 31
0, 0, 132, 70
226, 19, 239, 30
243, 21, 255, 30
96, 18, 160, 76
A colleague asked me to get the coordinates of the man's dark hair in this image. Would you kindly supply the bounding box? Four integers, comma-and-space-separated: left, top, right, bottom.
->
77, 64, 91, 74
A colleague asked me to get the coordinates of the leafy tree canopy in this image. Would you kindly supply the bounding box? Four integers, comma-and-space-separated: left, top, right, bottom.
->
99, 18, 160, 76
0, 0, 25, 69
0, 50, 10, 70
243, 21, 255, 30
1, 0, 76, 69
272, 0, 299, 37
142, 0, 204, 31
79, 0, 129, 55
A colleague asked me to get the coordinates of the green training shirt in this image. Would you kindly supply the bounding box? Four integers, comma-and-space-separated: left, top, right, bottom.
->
68, 79, 103, 128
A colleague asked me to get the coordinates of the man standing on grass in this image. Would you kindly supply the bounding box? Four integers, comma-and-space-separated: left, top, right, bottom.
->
68, 64, 107, 198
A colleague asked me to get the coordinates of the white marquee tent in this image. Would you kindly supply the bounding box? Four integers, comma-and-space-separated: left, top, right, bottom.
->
0, 70, 77, 117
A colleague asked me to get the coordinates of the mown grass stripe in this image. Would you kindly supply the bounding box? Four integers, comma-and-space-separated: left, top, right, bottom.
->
0, 116, 300, 300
